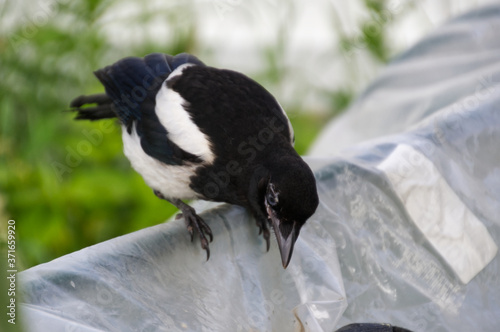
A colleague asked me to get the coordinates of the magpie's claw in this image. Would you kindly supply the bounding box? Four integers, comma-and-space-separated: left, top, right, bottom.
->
182, 210, 213, 260
256, 219, 271, 252
200, 237, 210, 261
203, 222, 213, 243
155, 195, 213, 259
187, 225, 194, 242
263, 228, 270, 252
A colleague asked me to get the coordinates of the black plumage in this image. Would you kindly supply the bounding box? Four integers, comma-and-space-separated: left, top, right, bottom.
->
70, 53, 319, 268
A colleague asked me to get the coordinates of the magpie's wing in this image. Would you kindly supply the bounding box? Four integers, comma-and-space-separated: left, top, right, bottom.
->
168, 66, 295, 151
94, 53, 205, 165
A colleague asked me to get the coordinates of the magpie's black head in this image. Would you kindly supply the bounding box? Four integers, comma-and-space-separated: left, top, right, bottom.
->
263, 155, 319, 268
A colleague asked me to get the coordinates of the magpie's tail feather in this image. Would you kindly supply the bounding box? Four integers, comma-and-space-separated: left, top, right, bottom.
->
69, 93, 116, 121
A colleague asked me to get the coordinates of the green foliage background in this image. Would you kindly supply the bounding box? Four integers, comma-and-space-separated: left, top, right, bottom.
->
0, 0, 398, 269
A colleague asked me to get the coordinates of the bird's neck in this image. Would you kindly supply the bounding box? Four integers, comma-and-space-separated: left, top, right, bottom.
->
263, 151, 302, 174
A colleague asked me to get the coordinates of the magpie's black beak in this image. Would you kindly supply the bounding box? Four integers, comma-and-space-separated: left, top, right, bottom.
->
266, 201, 300, 268
276, 220, 299, 269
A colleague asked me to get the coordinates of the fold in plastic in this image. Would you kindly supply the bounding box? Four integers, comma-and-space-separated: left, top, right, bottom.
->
377, 144, 497, 284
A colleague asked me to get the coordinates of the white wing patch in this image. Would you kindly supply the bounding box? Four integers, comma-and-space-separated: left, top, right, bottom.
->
154, 65, 216, 164
122, 125, 200, 200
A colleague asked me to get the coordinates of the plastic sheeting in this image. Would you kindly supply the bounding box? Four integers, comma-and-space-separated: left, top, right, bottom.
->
19, 201, 345, 332
19, 3, 500, 332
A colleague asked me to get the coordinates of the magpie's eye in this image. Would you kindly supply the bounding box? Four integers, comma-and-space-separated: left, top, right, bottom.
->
266, 192, 278, 206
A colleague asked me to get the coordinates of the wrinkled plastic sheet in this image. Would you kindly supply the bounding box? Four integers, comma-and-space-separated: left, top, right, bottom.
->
19, 3, 500, 332
19, 201, 345, 332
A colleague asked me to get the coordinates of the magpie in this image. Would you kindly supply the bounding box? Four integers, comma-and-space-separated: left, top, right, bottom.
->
70, 53, 318, 268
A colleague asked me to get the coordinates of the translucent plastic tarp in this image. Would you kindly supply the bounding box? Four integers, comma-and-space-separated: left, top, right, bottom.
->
19, 3, 500, 332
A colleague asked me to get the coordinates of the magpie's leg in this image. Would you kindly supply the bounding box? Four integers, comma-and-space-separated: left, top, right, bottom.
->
154, 190, 213, 260
256, 218, 271, 252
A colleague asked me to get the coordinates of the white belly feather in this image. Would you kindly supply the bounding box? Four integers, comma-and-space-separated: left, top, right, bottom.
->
122, 126, 201, 200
